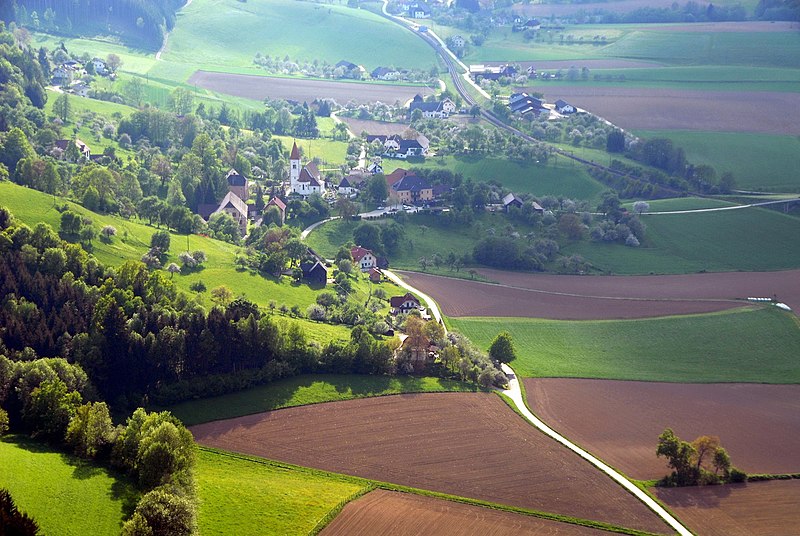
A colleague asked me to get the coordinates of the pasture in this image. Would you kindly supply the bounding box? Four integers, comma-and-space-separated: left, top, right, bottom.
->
449, 307, 800, 383
322, 489, 609, 536
0, 436, 139, 536
164, 374, 479, 426
632, 131, 800, 192
525, 379, 800, 479
196, 448, 367, 536
655, 480, 800, 536
191, 393, 671, 534
163, 0, 437, 72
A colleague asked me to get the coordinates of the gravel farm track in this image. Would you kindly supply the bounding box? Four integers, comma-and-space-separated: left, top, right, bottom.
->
187, 71, 434, 105
654, 480, 800, 536
397, 269, 800, 320
191, 392, 672, 534
524, 379, 800, 479
321, 489, 611, 536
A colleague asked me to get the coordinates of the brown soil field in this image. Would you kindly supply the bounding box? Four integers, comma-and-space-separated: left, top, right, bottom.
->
322, 489, 611, 535
339, 117, 410, 136
524, 379, 800, 480
654, 480, 800, 536
187, 71, 433, 105
514, 86, 800, 135
191, 393, 670, 534
397, 269, 800, 320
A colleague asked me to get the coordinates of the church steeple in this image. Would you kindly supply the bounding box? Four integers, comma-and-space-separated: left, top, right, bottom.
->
289, 141, 300, 190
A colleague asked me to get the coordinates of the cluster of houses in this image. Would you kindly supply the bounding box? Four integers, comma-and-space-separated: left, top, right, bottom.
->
51, 57, 113, 96
469, 64, 518, 82
408, 94, 457, 119
508, 92, 577, 118
366, 132, 430, 159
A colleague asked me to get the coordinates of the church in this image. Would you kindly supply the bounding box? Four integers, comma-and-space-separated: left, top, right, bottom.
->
288, 141, 326, 197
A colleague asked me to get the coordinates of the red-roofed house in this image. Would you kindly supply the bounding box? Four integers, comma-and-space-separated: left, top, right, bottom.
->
351, 246, 377, 271
390, 293, 421, 314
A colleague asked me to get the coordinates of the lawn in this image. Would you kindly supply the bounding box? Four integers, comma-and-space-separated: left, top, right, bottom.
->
566, 205, 800, 274
164, 374, 479, 426
0, 436, 139, 536
622, 197, 736, 212
196, 448, 368, 536
633, 130, 800, 193
273, 134, 349, 165
162, 0, 437, 75
450, 307, 800, 383
414, 155, 605, 201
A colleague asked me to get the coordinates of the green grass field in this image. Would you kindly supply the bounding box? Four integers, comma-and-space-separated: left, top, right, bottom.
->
567, 205, 800, 274
633, 130, 800, 192
273, 135, 349, 165
450, 307, 800, 383
622, 197, 736, 211
196, 448, 368, 536
164, 374, 479, 425
0, 436, 139, 536
163, 0, 436, 74
415, 155, 605, 201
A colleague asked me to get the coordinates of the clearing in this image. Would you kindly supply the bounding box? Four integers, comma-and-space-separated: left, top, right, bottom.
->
190, 393, 671, 534
654, 480, 800, 536
524, 379, 800, 479
321, 489, 610, 535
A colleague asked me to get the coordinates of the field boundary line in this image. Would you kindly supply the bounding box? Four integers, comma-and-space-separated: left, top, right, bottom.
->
500, 364, 693, 536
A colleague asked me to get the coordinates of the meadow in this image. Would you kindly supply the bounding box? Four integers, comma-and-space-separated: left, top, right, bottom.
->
450, 306, 800, 383
414, 155, 606, 200
0, 436, 139, 536
632, 130, 800, 192
196, 448, 368, 536
164, 374, 480, 426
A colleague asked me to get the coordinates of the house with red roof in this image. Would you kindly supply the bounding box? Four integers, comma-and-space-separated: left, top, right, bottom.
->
351, 246, 377, 271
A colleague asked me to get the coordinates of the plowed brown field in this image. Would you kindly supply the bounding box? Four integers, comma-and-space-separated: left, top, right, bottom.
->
397, 269, 800, 319
187, 71, 433, 105
191, 393, 670, 534
654, 480, 800, 536
321, 489, 612, 535
525, 379, 800, 480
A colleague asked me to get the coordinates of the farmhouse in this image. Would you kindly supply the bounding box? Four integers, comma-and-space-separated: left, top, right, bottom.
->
451, 35, 466, 48
503, 193, 524, 211
509, 92, 548, 117
300, 260, 328, 286
555, 99, 577, 114
372, 134, 429, 159
225, 168, 249, 201
392, 174, 433, 205
371, 66, 398, 80
469, 64, 517, 82
265, 196, 286, 224
385, 168, 409, 187
338, 177, 358, 196
288, 141, 326, 197
531, 201, 545, 213
351, 246, 377, 271
54, 138, 91, 161
91, 58, 109, 76
408, 94, 457, 119
408, 3, 431, 18
390, 292, 422, 314
212, 191, 248, 237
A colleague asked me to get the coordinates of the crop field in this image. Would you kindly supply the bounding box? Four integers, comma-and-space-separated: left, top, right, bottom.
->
164, 374, 478, 426
449, 307, 800, 382
196, 448, 367, 536
524, 379, 800, 479
339, 117, 411, 136
456, 307, 800, 382
399, 268, 800, 319
321, 489, 609, 535
191, 393, 671, 534
517, 86, 800, 135
632, 130, 800, 192
163, 0, 437, 72
0, 436, 138, 536
654, 480, 800, 536
415, 155, 606, 200
187, 71, 434, 106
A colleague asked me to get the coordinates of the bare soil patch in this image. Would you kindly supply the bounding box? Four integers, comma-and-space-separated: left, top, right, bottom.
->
525, 379, 800, 480
187, 71, 433, 105
515, 86, 800, 135
191, 393, 670, 534
397, 269, 800, 320
339, 117, 410, 137
322, 489, 609, 535
654, 480, 800, 536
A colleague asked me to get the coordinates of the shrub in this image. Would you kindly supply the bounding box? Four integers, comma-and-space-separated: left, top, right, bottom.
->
0, 408, 8, 435
729, 468, 748, 483
189, 281, 206, 293
122, 488, 196, 536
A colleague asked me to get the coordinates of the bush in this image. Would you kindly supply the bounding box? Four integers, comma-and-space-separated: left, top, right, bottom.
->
729, 467, 747, 483
150, 230, 171, 252
122, 488, 196, 536
0, 408, 8, 435
189, 281, 206, 293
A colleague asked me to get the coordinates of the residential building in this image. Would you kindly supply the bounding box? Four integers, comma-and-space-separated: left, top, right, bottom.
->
391, 174, 433, 204
225, 168, 249, 201
390, 292, 422, 314
409, 94, 456, 119
351, 246, 377, 271
212, 191, 248, 237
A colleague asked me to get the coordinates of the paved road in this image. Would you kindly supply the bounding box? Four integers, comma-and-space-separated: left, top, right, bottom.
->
383, 269, 445, 328
300, 216, 339, 240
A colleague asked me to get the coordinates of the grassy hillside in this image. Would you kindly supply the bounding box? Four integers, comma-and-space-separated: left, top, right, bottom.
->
415, 155, 605, 201
163, 0, 437, 73
633, 130, 800, 193
450, 307, 800, 383
0, 436, 139, 536
196, 448, 367, 535
164, 374, 479, 426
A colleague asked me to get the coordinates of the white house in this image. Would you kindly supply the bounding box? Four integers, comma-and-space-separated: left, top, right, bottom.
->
288, 141, 326, 197
408, 95, 457, 119
338, 177, 358, 196
91, 58, 108, 75
451, 35, 465, 48
351, 246, 377, 271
